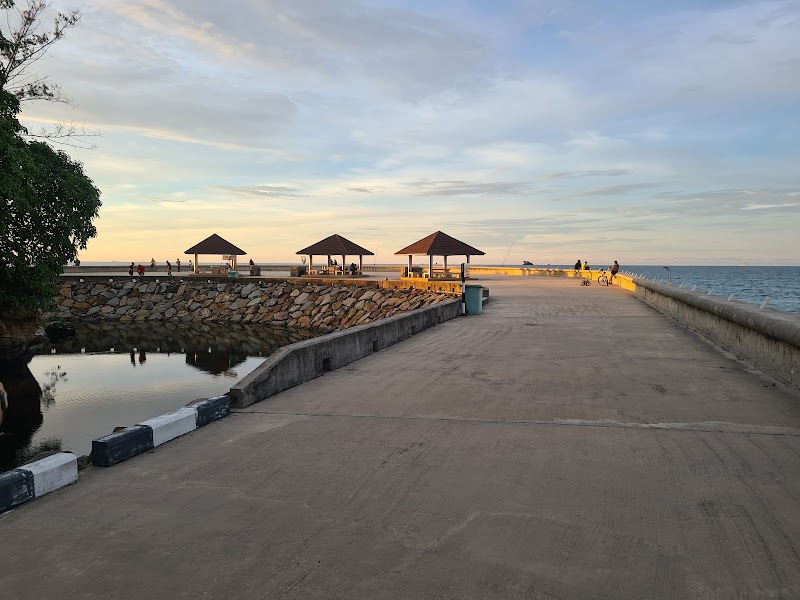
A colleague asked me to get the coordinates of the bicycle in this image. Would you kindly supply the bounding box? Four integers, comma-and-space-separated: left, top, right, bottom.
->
580, 272, 591, 286
597, 269, 609, 286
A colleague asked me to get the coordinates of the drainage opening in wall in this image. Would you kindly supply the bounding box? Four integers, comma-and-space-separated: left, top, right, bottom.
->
372, 340, 379, 352
322, 357, 333, 371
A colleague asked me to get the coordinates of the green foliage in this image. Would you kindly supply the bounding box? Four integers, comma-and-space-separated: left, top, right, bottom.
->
0, 3, 100, 311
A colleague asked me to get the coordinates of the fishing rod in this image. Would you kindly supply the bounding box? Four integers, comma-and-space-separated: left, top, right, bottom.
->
501, 233, 519, 267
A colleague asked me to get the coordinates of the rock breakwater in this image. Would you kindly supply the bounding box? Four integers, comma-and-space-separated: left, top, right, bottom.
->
55, 280, 455, 333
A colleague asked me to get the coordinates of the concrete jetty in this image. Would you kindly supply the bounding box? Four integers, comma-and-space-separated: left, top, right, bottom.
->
3, 275, 800, 598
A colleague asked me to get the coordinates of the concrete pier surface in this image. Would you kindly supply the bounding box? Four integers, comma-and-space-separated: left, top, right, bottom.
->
3, 276, 800, 599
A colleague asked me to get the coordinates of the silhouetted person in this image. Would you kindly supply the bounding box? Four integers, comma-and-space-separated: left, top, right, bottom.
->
129, 262, 134, 277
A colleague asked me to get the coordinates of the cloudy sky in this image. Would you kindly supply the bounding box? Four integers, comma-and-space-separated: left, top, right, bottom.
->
16, 0, 800, 265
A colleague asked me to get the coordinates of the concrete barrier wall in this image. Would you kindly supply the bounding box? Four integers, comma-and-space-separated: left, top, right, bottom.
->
620, 275, 800, 390
230, 298, 461, 408
469, 267, 800, 390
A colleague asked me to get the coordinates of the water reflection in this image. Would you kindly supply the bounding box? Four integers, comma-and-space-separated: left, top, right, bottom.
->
0, 321, 316, 472
0, 356, 62, 473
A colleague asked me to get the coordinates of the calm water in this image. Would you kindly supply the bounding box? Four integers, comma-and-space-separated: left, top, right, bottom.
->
0, 322, 315, 472
615, 266, 800, 313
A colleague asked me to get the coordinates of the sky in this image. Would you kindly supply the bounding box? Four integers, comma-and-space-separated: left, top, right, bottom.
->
14, 0, 800, 265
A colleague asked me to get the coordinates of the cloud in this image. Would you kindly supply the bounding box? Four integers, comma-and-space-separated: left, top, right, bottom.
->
212, 185, 308, 199
406, 180, 537, 197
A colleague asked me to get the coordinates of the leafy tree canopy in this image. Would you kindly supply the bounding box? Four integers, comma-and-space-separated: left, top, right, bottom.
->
1, 2, 100, 312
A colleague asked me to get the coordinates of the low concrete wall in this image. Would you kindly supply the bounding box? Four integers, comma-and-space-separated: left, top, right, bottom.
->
230, 298, 461, 408
622, 276, 800, 390
470, 266, 568, 277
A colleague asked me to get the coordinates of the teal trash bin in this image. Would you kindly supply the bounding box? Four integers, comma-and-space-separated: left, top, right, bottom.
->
464, 284, 483, 315
228, 271, 238, 279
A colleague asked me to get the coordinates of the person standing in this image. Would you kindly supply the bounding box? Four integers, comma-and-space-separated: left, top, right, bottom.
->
128, 262, 134, 277
150, 258, 156, 270
188, 259, 193, 272
176, 258, 181, 272
137, 264, 145, 280
166, 260, 173, 279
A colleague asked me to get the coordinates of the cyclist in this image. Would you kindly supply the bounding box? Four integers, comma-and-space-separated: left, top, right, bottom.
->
610, 260, 619, 283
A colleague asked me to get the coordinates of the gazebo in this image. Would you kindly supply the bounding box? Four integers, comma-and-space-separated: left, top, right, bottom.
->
184, 233, 247, 274
395, 231, 484, 279
297, 234, 374, 276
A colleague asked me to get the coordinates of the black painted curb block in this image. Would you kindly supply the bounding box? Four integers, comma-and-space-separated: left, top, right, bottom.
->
0, 469, 34, 513
195, 395, 231, 427
90, 425, 154, 467
0, 453, 78, 514
90, 395, 231, 467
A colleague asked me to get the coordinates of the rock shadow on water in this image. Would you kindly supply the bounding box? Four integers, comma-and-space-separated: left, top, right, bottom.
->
0, 356, 62, 473
46, 320, 317, 375
0, 321, 316, 472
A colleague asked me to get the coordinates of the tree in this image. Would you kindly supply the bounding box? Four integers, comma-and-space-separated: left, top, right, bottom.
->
1, 0, 79, 103
0, 2, 101, 316
1, 0, 96, 146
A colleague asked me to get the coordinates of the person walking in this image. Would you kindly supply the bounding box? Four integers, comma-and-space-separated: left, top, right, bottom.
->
166, 260, 173, 279
128, 262, 134, 277
137, 264, 145, 280
176, 258, 181, 272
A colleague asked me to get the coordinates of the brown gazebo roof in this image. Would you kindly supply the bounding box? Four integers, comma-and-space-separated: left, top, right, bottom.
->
184, 233, 246, 255
395, 231, 485, 256
297, 234, 374, 256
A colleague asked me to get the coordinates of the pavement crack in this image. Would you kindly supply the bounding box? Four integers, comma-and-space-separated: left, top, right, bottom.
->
232, 411, 800, 437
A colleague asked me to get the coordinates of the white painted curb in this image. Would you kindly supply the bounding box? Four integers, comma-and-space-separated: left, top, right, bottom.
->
23, 452, 78, 497
139, 407, 198, 447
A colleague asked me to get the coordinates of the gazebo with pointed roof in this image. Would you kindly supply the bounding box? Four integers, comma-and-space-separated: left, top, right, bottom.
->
395, 231, 484, 278
296, 234, 374, 275
184, 233, 247, 274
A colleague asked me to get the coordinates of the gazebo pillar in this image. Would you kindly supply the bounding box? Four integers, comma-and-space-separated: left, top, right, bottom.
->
309, 255, 313, 272
429, 255, 433, 277
444, 255, 448, 272
467, 255, 471, 264
342, 255, 346, 273
358, 255, 363, 274
408, 255, 412, 275
194, 254, 198, 274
